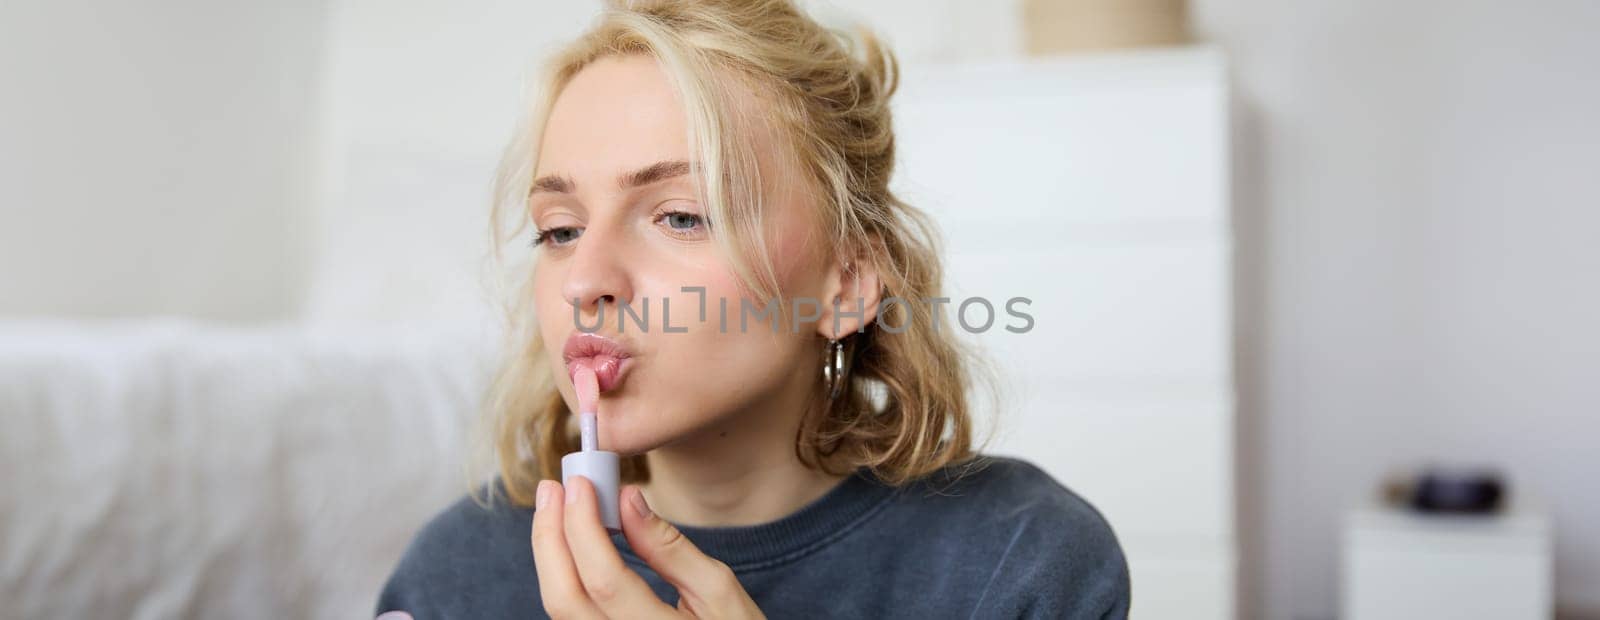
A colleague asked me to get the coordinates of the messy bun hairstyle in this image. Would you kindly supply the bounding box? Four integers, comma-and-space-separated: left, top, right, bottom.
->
478, 0, 987, 508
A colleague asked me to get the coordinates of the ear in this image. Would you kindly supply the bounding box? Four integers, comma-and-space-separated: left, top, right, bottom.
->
816, 244, 883, 339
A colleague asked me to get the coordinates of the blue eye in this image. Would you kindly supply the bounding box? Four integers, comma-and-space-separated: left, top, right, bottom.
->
664, 212, 701, 230
654, 209, 706, 238
532, 226, 582, 247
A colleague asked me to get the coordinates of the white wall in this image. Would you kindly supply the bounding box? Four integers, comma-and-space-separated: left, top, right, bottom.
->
302, 0, 598, 324
0, 0, 328, 321
1190, 0, 1600, 617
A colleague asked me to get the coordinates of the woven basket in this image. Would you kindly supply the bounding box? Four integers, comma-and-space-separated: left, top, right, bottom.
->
1023, 0, 1190, 54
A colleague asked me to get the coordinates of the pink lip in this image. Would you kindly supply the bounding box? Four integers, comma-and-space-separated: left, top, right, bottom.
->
562, 332, 633, 393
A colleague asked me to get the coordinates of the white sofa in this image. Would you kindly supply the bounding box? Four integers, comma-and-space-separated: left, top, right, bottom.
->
0, 318, 498, 619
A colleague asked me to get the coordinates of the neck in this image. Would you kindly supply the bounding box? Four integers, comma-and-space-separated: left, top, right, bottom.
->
640, 380, 846, 527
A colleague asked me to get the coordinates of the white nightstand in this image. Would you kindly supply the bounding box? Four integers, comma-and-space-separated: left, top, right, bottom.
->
1341, 501, 1552, 620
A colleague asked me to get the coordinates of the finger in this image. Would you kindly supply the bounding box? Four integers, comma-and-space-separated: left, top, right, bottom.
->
620, 485, 759, 615
530, 480, 605, 619
563, 475, 674, 617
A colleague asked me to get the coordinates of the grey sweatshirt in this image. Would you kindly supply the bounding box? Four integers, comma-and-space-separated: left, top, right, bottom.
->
375, 454, 1130, 619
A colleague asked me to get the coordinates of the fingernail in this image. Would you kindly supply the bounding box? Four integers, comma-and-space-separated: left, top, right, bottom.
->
535, 481, 551, 510
629, 488, 654, 520
565, 478, 579, 505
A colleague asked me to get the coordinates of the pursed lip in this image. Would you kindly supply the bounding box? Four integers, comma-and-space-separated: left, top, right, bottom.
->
562, 332, 634, 393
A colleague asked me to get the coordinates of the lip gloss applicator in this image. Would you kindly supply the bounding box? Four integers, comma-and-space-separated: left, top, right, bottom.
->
562, 365, 621, 533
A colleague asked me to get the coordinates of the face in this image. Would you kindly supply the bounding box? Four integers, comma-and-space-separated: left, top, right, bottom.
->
528, 55, 860, 455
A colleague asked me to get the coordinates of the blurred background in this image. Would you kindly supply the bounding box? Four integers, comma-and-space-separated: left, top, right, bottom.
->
1, 0, 1596, 618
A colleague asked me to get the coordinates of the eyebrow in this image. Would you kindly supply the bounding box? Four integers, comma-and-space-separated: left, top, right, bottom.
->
529, 160, 694, 197
530, 174, 573, 195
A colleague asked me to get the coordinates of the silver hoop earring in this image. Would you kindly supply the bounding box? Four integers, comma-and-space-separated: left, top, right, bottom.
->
822, 338, 847, 401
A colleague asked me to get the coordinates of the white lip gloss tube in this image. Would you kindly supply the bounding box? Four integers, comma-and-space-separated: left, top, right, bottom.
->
562, 366, 621, 533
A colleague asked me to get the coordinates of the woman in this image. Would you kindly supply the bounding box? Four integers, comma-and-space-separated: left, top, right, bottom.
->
376, 1, 1129, 618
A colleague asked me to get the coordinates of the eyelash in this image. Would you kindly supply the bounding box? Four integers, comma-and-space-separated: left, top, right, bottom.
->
655, 209, 706, 236
530, 209, 706, 248
531, 226, 579, 247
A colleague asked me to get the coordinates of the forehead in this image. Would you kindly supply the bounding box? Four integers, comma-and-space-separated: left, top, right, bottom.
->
536, 55, 687, 180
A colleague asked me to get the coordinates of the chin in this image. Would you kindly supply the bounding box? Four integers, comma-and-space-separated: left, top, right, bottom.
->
601, 426, 670, 457
603, 413, 719, 457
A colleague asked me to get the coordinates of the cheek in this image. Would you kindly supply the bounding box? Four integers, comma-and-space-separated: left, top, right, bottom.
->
637, 264, 794, 390
532, 262, 570, 346
635, 258, 745, 337
765, 212, 828, 298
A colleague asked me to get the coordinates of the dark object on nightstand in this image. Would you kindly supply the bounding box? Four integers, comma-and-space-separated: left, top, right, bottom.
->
1409, 468, 1505, 514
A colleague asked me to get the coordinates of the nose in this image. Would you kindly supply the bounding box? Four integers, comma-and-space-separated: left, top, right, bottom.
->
561, 226, 633, 322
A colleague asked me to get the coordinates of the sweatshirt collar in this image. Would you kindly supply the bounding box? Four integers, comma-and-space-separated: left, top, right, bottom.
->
610, 466, 899, 572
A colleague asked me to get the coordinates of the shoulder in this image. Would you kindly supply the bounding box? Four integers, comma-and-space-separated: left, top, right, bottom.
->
375, 481, 538, 618
401, 482, 532, 568
904, 454, 1119, 545
898, 455, 1130, 617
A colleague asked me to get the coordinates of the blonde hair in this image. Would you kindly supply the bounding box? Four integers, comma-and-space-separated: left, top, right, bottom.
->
474, 0, 989, 508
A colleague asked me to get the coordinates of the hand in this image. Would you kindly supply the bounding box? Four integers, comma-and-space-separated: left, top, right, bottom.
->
531, 476, 767, 619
